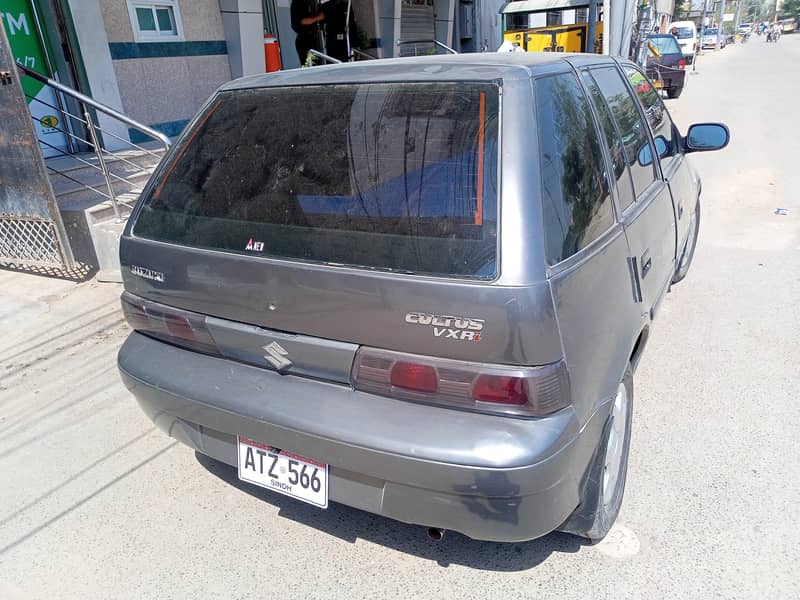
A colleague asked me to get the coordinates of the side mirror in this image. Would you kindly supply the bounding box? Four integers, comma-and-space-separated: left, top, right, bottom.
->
685, 123, 730, 152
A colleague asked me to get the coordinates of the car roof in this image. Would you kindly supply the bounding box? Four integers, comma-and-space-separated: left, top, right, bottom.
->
220, 53, 625, 91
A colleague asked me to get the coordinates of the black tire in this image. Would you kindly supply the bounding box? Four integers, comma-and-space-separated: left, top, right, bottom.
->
672, 199, 701, 284
559, 363, 634, 542
667, 86, 683, 99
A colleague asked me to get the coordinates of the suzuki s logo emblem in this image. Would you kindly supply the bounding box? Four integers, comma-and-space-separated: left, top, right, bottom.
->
263, 342, 292, 372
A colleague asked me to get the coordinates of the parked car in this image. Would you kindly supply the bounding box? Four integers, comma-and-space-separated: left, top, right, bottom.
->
117, 53, 729, 543
702, 27, 726, 48
667, 20, 698, 62
778, 18, 797, 33
647, 34, 687, 99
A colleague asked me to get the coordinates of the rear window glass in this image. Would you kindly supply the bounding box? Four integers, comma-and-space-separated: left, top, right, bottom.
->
133, 83, 500, 278
649, 36, 681, 54
674, 27, 694, 39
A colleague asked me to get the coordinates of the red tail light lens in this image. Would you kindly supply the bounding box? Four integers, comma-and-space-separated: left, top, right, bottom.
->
472, 375, 527, 405
121, 291, 219, 355
678, 59, 686, 69
390, 362, 438, 393
353, 348, 570, 417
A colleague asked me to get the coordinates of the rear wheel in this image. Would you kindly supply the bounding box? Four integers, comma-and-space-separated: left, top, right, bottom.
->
560, 364, 634, 541
667, 86, 683, 99
672, 199, 701, 283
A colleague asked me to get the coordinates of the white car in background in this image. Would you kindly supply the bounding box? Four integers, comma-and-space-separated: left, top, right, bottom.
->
702, 27, 726, 49
667, 21, 698, 62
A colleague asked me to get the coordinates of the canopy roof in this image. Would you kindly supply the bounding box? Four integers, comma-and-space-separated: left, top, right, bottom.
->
500, 0, 604, 15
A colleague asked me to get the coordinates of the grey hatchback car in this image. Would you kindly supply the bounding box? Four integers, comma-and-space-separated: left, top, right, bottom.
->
118, 53, 728, 543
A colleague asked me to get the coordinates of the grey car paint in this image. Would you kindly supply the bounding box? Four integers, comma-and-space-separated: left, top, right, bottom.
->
118, 53, 708, 542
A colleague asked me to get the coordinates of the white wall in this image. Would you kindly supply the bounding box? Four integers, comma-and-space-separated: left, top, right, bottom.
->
67, 0, 130, 149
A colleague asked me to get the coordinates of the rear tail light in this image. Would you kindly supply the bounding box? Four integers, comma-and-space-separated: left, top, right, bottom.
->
390, 362, 438, 393
121, 291, 219, 355
352, 348, 570, 417
472, 374, 527, 405
678, 59, 686, 69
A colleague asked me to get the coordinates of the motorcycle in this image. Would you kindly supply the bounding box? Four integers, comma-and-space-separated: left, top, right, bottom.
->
766, 28, 781, 42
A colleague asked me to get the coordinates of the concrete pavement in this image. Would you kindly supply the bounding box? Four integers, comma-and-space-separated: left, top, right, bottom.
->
1, 35, 799, 599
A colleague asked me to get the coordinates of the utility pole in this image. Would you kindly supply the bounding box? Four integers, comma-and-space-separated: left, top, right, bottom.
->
587, 0, 598, 53
693, 0, 708, 72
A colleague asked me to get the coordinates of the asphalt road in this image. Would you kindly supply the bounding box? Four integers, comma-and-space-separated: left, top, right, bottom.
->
1, 35, 799, 599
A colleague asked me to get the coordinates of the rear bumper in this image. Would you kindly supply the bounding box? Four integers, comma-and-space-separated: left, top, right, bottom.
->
118, 332, 610, 542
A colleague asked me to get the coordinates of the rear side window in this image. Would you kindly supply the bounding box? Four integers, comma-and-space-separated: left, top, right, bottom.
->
624, 66, 680, 169
581, 70, 636, 212
535, 72, 613, 265
588, 67, 656, 198
133, 83, 499, 278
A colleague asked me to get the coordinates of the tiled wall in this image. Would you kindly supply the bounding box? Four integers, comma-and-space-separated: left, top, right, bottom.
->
100, 0, 232, 139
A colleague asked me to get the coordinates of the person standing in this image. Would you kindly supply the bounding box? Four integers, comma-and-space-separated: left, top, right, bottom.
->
291, 0, 324, 64
321, 0, 359, 62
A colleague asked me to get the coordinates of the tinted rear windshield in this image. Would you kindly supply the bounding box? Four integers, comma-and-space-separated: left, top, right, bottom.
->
133, 82, 500, 278
649, 36, 682, 54
674, 27, 694, 39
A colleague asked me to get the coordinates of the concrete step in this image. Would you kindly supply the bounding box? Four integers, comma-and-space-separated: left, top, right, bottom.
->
46, 147, 163, 197
47, 146, 163, 281
45, 147, 163, 170
59, 188, 141, 226
51, 167, 152, 201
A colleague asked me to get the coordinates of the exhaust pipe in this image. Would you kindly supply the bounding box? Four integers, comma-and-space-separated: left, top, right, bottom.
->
427, 527, 445, 541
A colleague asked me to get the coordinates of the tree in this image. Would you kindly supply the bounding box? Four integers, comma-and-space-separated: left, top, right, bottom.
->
780, 0, 800, 19
673, 0, 690, 19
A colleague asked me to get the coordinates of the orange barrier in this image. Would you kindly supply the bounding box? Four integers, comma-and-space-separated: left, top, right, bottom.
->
264, 34, 282, 72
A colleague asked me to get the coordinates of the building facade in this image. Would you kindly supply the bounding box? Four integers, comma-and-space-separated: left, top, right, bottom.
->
2, 0, 492, 157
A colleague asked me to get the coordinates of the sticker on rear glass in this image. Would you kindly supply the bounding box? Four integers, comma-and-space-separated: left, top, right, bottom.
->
405, 312, 484, 342
245, 238, 265, 252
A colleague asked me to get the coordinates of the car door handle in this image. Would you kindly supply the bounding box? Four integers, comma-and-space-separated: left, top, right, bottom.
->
641, 250, 652, 279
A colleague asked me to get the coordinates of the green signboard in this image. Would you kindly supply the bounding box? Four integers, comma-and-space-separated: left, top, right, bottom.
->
1, 0, 69, 156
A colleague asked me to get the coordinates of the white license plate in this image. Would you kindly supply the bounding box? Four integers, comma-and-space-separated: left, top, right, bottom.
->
237, 436, 328, 508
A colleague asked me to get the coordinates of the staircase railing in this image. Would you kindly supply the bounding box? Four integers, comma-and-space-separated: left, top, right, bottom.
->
16, 64, 171, 221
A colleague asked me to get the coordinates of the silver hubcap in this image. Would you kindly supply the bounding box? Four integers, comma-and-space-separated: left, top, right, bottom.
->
602, 383, 628, 505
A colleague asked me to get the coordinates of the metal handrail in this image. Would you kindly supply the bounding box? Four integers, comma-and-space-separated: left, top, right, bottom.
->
17, 63, 170, 222
26, 93, 89, 126
94, 125, 164, 159
17, 63, 171, 149
27, 92, 164, 160
307, 49, 342, 64
352, 48, 377, 60
396, 39, 458, 55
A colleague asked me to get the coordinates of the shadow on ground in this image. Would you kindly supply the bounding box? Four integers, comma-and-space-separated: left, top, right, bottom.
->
0, 261, 97, 282
195, 452, 588, 571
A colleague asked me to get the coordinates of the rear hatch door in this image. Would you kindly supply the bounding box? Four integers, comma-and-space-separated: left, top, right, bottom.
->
122, 80, 562, 377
